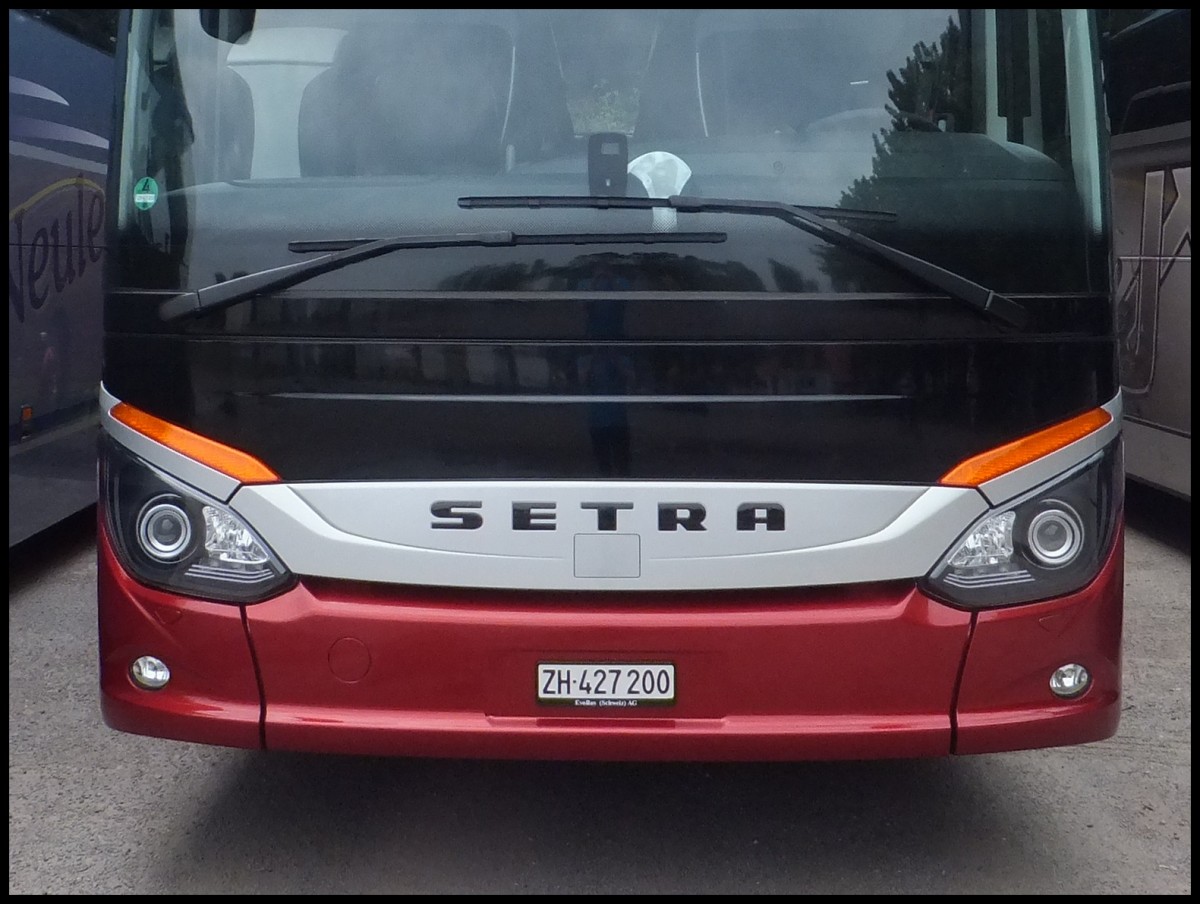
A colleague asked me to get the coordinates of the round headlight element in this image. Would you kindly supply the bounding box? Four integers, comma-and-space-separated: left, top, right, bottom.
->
136, 496, 193, 562
1026, 503, 1083, 568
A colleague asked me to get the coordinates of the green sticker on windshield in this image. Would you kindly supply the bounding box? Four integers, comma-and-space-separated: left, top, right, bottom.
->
133, 176, 159, 210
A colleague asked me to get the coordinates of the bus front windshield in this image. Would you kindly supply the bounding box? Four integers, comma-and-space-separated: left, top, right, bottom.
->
114, 9, 1109, 295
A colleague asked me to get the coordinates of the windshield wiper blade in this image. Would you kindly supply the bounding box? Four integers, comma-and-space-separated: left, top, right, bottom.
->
158, 229, 725, 321
459, 195, 1028, 329
461, 195, 898, 222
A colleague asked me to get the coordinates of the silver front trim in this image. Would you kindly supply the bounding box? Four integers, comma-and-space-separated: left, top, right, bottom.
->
229, 480, 988, 591
99, 384, 240, 503
977, 391, 1123, 506
100, 387, 1122, 592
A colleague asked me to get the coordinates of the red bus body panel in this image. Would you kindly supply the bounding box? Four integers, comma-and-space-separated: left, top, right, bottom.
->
98, 528, 262, 749
954, 533, 1124, 754
97, 523, 1123, 760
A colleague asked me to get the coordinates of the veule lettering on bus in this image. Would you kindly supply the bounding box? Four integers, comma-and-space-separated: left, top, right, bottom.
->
8, 180, 105, 322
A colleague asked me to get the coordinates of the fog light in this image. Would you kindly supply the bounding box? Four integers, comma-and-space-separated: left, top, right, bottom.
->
131, 655, 170, 690
1049, 663, 1090, 698
136, 496, 193, 562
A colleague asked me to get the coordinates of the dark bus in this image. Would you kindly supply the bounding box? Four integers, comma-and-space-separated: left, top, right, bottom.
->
1101, 8, 1190, 499
97, 10, 1124, 760
9, 9, 117, 545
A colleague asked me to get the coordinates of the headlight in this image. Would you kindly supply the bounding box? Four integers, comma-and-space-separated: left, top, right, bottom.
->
921, 440, 1122, 608
136, 496, 194, 561
100, 435, 294, 603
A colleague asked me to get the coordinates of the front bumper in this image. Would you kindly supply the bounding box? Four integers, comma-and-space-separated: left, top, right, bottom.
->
97, 522, 1122, 760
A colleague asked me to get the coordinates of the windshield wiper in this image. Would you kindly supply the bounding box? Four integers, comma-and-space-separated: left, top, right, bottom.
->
459, 195, 1029, 329
158, 229, 726, 321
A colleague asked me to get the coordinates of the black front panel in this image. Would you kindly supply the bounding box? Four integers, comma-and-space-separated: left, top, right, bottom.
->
103, 291, 1115, 484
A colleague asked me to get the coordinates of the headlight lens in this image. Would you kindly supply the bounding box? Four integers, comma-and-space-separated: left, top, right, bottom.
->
100, 435, 294, 603
136, 496, 194, 562
1026, 504, 1085, 567
921, 440, 1122, 608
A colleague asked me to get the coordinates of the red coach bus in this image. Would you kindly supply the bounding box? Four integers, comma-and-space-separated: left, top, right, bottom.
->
96, 9, 1122, 760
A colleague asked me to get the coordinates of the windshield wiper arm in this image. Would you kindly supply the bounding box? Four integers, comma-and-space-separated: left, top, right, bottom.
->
158, 229, 725, 321
459, 195, 1028, 329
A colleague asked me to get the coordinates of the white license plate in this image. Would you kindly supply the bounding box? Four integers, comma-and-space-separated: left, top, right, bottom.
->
537, 662, 676, 707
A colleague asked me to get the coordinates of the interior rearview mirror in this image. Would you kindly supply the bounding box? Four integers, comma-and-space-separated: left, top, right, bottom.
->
199, 9, 256, 44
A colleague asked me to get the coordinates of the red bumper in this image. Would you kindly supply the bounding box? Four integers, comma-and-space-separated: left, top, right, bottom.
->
97, 526, 1123, 760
